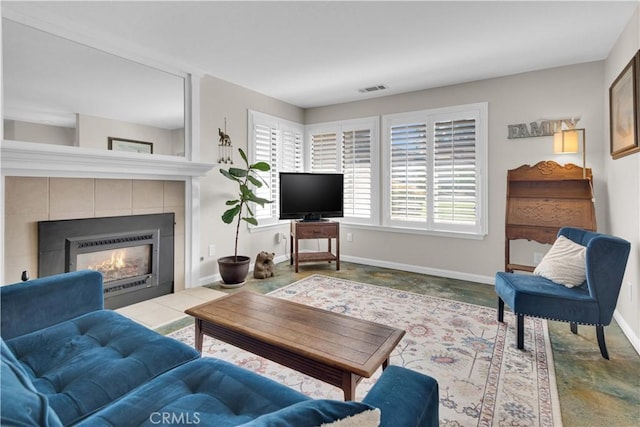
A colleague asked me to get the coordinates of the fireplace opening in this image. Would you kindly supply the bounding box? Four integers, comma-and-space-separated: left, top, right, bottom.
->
66, 229, 160, 297
78, 246, 151, 282
38, 214, 174, 309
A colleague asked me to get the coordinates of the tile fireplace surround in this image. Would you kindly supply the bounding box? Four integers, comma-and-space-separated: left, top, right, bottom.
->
1, 141, 215, 291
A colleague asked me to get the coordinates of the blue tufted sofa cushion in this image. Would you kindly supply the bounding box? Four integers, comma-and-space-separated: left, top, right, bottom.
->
4, 310, 199, 426
75, 358, 316, 426
1, 339, 63, 427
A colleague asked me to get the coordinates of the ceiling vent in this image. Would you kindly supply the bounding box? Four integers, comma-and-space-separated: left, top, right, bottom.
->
358, 84, 388, 94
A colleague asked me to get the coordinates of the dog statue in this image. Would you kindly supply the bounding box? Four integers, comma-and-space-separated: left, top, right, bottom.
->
253, 251, 275, 279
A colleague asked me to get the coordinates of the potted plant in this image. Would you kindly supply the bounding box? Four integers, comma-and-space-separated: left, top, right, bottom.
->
218, 148, 271, 287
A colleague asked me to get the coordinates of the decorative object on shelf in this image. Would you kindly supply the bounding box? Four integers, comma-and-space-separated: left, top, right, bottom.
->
108, 137, 153, 154
253, 251, 275, 279
218, 118, 233, 164
609, 50, 640, 159
553, 127, 586, 178
507, 117, 579, 139
218, 148, 271, 286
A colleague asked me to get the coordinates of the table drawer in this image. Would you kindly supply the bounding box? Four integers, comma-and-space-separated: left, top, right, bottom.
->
295, 223, 337, 238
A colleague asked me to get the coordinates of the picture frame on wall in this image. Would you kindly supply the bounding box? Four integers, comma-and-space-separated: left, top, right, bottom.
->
609, 50, 640, 159
108, 137, 154, 154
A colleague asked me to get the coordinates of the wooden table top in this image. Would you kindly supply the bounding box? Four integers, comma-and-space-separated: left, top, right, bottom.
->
185, 291, 405, 377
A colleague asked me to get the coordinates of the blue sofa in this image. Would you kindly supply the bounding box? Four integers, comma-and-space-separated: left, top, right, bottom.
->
1, 270, 439, 426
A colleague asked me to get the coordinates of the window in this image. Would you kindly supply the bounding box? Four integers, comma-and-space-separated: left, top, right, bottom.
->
382, 103, 487, 235
249, 110, 304, 226
306, 117, 379, 224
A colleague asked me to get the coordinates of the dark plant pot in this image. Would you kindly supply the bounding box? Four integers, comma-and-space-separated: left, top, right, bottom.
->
217, 255, 251, 287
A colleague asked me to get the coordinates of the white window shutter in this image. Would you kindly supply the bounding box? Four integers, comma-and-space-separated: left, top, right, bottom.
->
343, 128, 372, 219
389, 122, 428, 222
433, 118, 477, 225
253, 123, 278, 221
311, 132, 338, 173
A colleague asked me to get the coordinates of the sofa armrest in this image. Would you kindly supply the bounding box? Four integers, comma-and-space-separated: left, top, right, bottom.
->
1, 270, 103, 340
363, 366, 439, 427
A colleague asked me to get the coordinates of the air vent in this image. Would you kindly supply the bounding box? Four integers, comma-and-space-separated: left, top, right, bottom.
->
358, 84, 388, 93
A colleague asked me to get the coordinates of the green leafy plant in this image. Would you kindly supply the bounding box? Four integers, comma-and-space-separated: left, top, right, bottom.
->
219, 148, 271, 260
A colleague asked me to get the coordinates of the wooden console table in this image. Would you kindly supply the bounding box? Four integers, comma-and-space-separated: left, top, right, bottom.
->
505, 161, 596, 272
290, 220, 340, 273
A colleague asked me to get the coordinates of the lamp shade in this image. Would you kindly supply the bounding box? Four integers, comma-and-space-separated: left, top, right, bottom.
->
553, 130, 579, 153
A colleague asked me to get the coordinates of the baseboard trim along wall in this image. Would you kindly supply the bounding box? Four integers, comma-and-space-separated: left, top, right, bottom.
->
197, 254, 493, 288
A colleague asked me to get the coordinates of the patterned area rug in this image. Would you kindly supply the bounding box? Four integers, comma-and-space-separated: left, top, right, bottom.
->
169, 275, 562, 426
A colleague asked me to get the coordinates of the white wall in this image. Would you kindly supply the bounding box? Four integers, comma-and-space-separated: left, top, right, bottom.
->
604, 5, 639, 351
304, 62, 605, 284
198, 75, 304, 283
4, 119, 75, 145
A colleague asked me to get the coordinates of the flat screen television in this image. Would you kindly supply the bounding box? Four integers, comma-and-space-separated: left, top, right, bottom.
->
279, 172, 344, 221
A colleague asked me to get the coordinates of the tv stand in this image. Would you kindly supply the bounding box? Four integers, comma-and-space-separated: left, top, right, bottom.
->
290, 220, 340, 273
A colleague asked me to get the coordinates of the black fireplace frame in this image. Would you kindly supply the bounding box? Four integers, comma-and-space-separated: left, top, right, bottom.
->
38, 213, 174, 309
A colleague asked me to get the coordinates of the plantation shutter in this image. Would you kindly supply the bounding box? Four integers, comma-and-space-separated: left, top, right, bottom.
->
389, 123, 428, 222
433, 119, 477, 225
254, 123, 278, 220
343, 129, 372, 218
311, 132, 338, 173
280, 129, 304, 173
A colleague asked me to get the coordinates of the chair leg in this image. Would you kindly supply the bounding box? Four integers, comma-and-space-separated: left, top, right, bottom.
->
570, 322, 578, 334
596, 326, 609, 360
517, 315, 524, 350
497, 297, 504, 322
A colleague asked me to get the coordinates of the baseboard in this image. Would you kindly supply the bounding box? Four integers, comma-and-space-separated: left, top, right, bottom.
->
340, 254, 495, 285
613, 309, 640, 356
197, 254, 289, 287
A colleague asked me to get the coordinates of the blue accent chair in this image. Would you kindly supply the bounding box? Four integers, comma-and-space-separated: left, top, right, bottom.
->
495, 227, 630, 359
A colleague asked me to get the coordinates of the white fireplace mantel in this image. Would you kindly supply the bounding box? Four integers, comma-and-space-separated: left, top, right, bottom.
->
1, 140, 215, 180
1, 139, 216, 290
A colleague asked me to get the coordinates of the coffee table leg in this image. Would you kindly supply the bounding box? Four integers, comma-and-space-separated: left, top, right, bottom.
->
194, 319, 203, 353
342, 372, 357, 401
382, 357, 389, 370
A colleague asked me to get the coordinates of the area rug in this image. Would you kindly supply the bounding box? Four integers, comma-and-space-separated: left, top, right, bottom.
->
169, 274, 562, 426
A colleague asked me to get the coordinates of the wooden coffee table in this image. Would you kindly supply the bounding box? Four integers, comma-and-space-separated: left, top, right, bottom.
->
185, 291, 405, 400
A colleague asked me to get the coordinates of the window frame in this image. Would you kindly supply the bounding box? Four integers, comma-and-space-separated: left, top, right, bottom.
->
381, 102, 488, 236
305, 116, 379, 226
248, 110, 304, 228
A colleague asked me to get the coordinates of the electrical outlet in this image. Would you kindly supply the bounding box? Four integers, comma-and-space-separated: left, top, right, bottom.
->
347, 232, 353, 242
208, 244, 215, 257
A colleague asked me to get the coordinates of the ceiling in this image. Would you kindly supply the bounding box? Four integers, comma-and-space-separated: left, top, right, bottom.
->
2, 1, 638, 124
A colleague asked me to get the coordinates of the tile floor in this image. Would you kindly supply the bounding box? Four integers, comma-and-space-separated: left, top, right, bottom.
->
115, 286, 226, 329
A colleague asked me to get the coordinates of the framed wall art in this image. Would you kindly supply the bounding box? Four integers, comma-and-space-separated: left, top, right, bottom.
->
108, 137, 154, 154
609, 50, 640, 159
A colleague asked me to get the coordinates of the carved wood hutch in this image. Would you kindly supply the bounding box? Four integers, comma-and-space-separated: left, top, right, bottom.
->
505, 161, 596, 272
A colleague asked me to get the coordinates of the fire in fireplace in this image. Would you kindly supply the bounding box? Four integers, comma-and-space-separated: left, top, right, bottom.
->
78, 246, 151, 283
38, 214, 174, 309
67, 229, 160, 297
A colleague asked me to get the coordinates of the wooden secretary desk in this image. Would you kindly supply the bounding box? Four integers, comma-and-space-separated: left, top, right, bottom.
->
505, 161, 596, 272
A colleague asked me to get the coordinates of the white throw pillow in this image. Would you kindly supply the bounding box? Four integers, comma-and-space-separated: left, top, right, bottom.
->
319, 408, 380, 427
533, 235, 586, 288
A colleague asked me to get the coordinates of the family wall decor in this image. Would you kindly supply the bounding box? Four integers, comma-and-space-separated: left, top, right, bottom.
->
507, 118, 580, 139
609, 50, 640, 159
